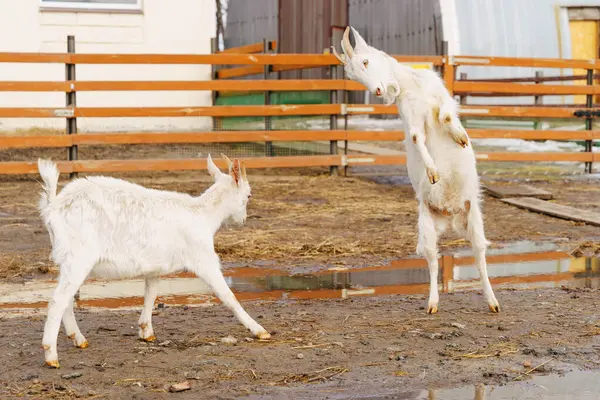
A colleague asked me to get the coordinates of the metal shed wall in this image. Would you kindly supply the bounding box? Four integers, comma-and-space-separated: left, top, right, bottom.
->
223, 0, 278, 49
278, 0, 348, 79
348, 0, 443, 105
454, 0, 600, 105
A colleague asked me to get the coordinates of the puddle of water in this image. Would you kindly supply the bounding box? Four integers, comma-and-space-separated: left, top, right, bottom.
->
240, 370, 600, 399
0, 241, 598, 311
424, 370, 600, 400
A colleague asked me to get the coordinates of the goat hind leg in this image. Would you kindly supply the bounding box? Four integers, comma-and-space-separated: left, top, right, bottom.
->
417, 202, 441, 314
466, 202, 500, 312
138, 276, 159, 342
62, 297, 88, 348
42, 264, 88, 368
196, 255, 270, 339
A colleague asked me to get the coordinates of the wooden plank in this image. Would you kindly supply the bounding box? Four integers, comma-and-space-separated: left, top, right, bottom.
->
71, 105, 341, 117
0, 53, 68, 63
0, 130, 405, 149
69, 54, 341, 65
460, 106, 591, 119
475, 152, 593, 162
348, 104, 595, 118
466, 129, 600, 140
0, 154, 410, 175
0, 81, 70, 92
452, 55, 600, 70
0, 104, 593, 119
500, 197, 600, 226
72, 79, 368, 92
0, 135, 72, 148
454, 81, 600, 96
68, 53, 441, 66
0, 107, 73, 118
217, 41, 277, 55
483, 184, 554, 200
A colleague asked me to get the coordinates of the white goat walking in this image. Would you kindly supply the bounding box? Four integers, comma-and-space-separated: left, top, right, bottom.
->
332, 27, 499, 314
37, 155, 270, 368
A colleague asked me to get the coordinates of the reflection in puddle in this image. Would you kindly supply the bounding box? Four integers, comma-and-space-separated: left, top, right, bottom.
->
0, 241, 599, 310
423, 370, 600, 400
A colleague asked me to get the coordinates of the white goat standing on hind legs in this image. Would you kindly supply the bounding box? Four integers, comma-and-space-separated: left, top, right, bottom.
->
332, 26, 500, 314
37, 154, 270, 368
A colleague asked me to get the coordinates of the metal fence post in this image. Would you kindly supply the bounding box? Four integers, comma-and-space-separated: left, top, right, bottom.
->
343, 82, 349, 177
533, 70, 543, 130
459, 72, 467, 125
585, 69, 593, 174
66, 35, 77, 180
66, 36, 79, 301
210, 37, 221, 132
264, 38, 274, 157
329, 64, 339, 176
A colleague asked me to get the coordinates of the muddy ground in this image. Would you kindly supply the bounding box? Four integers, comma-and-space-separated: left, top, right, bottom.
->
1, 287, 600, 399
1, 162, 600, 398
0, 169, 599, 281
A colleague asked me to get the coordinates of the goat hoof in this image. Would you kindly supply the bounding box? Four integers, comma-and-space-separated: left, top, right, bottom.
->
141, 335, 156, 342
427, 306, 438, 314
489, 304, 500, 313
427, 170, 440, 185
77, 340, 89, 349
455, 135, 469, 148
45, 360, 60, 369
256, 331, 271, 340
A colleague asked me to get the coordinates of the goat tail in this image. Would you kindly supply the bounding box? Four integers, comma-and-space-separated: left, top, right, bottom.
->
37, 158, 60, 211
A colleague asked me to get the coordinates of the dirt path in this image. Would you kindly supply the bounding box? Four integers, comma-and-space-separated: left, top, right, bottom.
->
1, 287, 599, 399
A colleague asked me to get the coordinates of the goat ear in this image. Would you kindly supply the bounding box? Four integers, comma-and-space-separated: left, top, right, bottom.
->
230, 158, 241, 186
206, 154, 222, 179
350, 26, 368, 52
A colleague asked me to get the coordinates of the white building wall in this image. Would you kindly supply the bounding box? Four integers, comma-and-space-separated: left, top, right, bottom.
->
0, 0, 216, 132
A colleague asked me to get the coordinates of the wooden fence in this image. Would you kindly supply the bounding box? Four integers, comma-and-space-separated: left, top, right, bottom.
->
0, 39, 599, 176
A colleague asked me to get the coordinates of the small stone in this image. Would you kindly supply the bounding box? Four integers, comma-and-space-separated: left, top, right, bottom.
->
183, 305, 190, 311
296, 353, 304, 359
61, 372, 83, 380
158, 340, 171, 347
451, 322, 466, 329
220, 335, 237, 345
169, 381, 191, 393
497, 326, 508, 331
32, 379, 40, 384
244, 337, 254, 343
388, 354, 394, 360
523, 361, 532, 368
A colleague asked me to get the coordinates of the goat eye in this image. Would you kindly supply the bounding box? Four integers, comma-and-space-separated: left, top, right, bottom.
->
363, 60, 369, 68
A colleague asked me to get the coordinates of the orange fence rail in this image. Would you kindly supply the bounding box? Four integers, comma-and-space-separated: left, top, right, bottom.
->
0, 43, 597, 175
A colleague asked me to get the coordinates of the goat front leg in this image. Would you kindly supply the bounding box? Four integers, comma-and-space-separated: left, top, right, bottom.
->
195, 255, 270, 339
410, 124, 439, 185
417, 202, 441, 313
138, 276, 159, 342
401, 101, 439, 184
465, 201, 500, 313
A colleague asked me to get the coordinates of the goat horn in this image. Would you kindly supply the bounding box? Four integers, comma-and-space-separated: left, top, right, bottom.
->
331, 45, 346, 65
342, 26, 354, 59
220, 153, 233, 170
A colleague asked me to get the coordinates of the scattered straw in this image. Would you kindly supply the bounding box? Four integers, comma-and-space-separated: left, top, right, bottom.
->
513, 358, 554, 381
